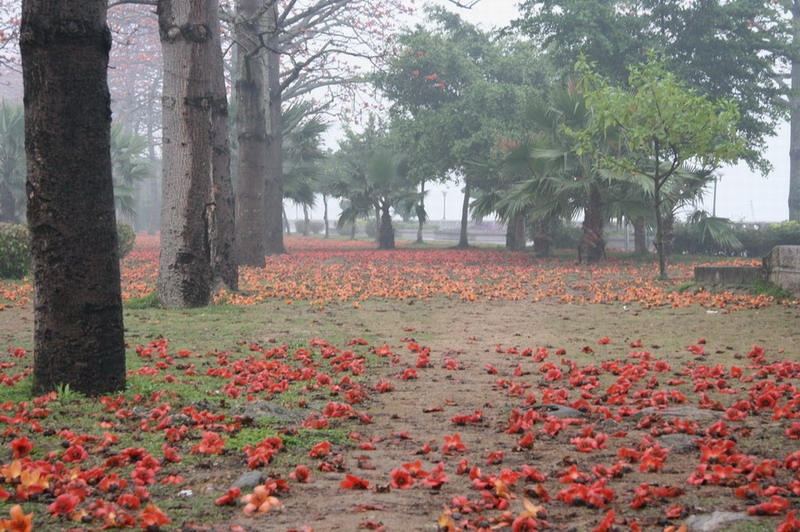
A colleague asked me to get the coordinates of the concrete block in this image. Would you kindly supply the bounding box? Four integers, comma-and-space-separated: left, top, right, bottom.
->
764, 245, 800, 294
694, 265, 765, 287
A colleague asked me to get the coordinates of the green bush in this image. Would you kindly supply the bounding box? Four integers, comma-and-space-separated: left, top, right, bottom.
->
0, 223, 30, 278
308, 220, 324, 234
673, 221, 800, 257
117, 221, 136, 259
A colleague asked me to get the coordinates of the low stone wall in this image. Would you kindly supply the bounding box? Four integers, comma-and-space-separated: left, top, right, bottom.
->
694, 265, 765, 287
764, 246, 800, 294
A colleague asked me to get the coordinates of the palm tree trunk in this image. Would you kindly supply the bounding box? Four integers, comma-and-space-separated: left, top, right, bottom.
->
378, 202, 395, 249
506, 213, 526, 251
0, 183, 16, 222
302, 204, 310, 236
633, 216, 647, 253
323, 194, 329, 239
533, 216, 552, 257
580, 182, 605, 263
457, 180, 471, 248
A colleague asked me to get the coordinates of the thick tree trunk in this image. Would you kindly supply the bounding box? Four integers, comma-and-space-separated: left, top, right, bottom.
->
579, 182, 605, 263
506, 213, 526, 251
263, 15, 286, 255
532, 216, 552, 257
378, 203, 395, 250
633, 216, 647, 254
146, 119, 160, 235
457, 180, 471, 248
233, 0, 267, 266
208, 0, 237, 292
158, 0, 220, 307
21, 0, 125, 395
790, 2, 800, 220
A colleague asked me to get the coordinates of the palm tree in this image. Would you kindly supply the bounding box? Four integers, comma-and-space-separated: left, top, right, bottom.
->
0, 103, 25, 223
110, 123, 153, 221
281, 102, 328, 236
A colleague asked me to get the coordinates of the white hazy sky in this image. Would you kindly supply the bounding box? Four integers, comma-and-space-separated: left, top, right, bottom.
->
311, 0, 791, 224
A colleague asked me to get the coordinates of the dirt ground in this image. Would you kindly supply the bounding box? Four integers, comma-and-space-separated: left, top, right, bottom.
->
220, 297, 800, 531
2, 293, 798, 531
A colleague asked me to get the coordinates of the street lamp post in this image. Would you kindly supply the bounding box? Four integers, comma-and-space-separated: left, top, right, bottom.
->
441, 190, 447, 221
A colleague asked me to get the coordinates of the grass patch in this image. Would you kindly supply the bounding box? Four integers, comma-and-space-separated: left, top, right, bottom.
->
751, 278, 794, 300
124, 291, 160, 309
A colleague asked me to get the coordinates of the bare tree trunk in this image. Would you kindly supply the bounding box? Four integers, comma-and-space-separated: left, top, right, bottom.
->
0, 183, 16, 222
378, 202, 395, 249
302, 204, 310, 236
457, 180, 471, 248
323, 194, 329, 238
532, 216, 552, 257
234, 0, 267, 266
21, 0, 125, 395
416, 180, 425, 244
158, 0, 218, 307
263, 11, 286, 255
145, 118, 160, 235
633, 216, 647, 254
208, 0, 237, 292
790, 2, 800, 220
506, 213, 526, 251
579, 182, 605, 263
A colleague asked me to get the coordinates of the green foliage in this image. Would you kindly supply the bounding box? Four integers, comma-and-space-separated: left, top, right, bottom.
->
751, 278, 794, 301
674, 221, 800, 258
117, 221, 136, 259
110, 123, 153, 217
0, 102, 26, 223
124, 291, 160, 309
308, 220, 324, 234
0, 223, 30, 278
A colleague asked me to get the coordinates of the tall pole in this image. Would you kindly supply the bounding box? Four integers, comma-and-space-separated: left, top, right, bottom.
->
442, 190, 448, 221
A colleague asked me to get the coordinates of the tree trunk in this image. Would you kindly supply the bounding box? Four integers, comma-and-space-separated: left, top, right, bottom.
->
323, 194, 329, 239
302, 204, 310, 236
653, 180, 668, 279
579, 182, 605, 263
0, 183, 16, 222
532, 216, 552, 257
662, 209, 675, 258
21, 0, 125, 395
282, 207, 291, 234
233, 0, 267, 267
457, 180, 471, 248
145, 118, 160, 235
263, 11, 286, 255
416, 180, 425, 244
790, 2, 800, 220
378, 202, 395, 250
207, 0, 237, 292
506, 213, 526, 251
158, 0, 220, 307
633, 216, 647, 254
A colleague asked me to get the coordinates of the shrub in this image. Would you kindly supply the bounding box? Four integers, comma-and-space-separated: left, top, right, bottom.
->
0, 223, 30, 278
362, 220, 377, 239
117, 222, 136, 259
673, 221, 800, 258
308, 220, 324, 234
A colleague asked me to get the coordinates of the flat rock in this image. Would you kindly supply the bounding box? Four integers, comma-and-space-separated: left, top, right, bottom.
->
633, 406, 723, 422
533, 404, 585, 419
685, 511, 753, 531
232, 471, 264, 489
230, 401, 304, 422
657, 433, 698, 453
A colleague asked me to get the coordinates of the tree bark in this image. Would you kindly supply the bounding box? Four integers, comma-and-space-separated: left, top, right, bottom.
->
790, 2, 800, 220
579, 182, 605, 263
532, 216, 552, 257
234, 0, 267, 266
263, 10, 286, 255
457, 179, 471, 248
416, 180, 425, 244
0, 183, 16, 223
208, 0, 237, 292
302, 204, 310, 236
506, 213, 526, 251
158, 0, 220, 307
633, 216, 647, 254
21, 0, 125, 395
323, 194, 329, 238
378, 202, 395, 249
